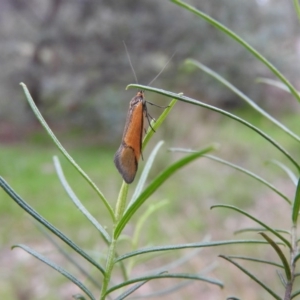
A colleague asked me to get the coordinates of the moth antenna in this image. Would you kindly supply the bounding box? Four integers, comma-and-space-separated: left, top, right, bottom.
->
147, 50, 177, 86
123, 40, 138, 84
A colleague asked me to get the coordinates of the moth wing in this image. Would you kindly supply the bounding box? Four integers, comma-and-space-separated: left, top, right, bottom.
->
114, 145, 138, 184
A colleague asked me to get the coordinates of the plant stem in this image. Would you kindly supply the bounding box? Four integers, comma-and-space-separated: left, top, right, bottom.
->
284, 224, 298, 300
100, 238, 117, 300
100, 182, 128, 299
115, 182, 129, 221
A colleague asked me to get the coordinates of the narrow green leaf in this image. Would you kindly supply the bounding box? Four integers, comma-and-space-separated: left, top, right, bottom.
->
132, 200, 169, 250
142, 98, 177, 150
127, 84, 300, 173
53, 156, 111, 243
257, 78, 291, 93
115, 271, 167, 300
227, 297, 241, 300
115, 182, 129, 224
105, 273, 223, 296
276, 270, 287, 288
12, 244, 96, 300
211, 204, 291, 249
170, 0, 300, 104
227, 255, 283, 269
138, 262, 218, 298
170, 149, 291, 204
20, 83, 115, 221
141, 248, 204, 276
259, 232, 291, 281
292, 177, 300, 224
0, 177, 105, 275
234, 227, 290, 236
292, 289, 300, 299
135, 280, 193, 299
268, 160, 298, 186
37, 224, 101, 289
121, 203, 171, 282
186, 59, 300, 143
114, 144, 218, 238
130, 141, 165, 205
138, 262, 217, 298
53, 158, 128, 280
205, 154, 290, 204
115, 240, 272, 263
293, 0, 300, 23
220, 255, 281, 300
293, 252, 300, 263
73, 295, 87, 300
115, 280, 150, 300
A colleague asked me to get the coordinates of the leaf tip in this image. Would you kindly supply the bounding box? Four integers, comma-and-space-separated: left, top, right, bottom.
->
210, 205, 217, 210
184, 58, 192, 65
211, 142, 220, 151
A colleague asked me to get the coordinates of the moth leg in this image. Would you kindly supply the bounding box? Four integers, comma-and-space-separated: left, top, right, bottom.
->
146, 101, 169, 109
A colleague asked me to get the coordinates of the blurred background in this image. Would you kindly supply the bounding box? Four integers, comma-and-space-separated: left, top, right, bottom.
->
1, 0, 300, 299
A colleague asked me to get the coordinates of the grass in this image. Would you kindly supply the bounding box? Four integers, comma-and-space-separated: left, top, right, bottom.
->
0, 144, 116, 228
0, 108, 298, 299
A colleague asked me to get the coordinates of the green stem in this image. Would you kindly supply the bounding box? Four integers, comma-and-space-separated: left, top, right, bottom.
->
100, 182, 129, 299
115, 182, 129, 221
100, 238, 117, 300
285, 224, 298, 300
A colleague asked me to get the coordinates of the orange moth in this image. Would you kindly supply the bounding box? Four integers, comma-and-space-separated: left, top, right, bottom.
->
114, 42, 172, 183
114, 90, 153, 184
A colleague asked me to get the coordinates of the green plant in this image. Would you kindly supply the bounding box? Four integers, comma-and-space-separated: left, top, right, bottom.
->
2, 1, 300, 299
1, 83, 230, 299
124, 0, 300, 299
